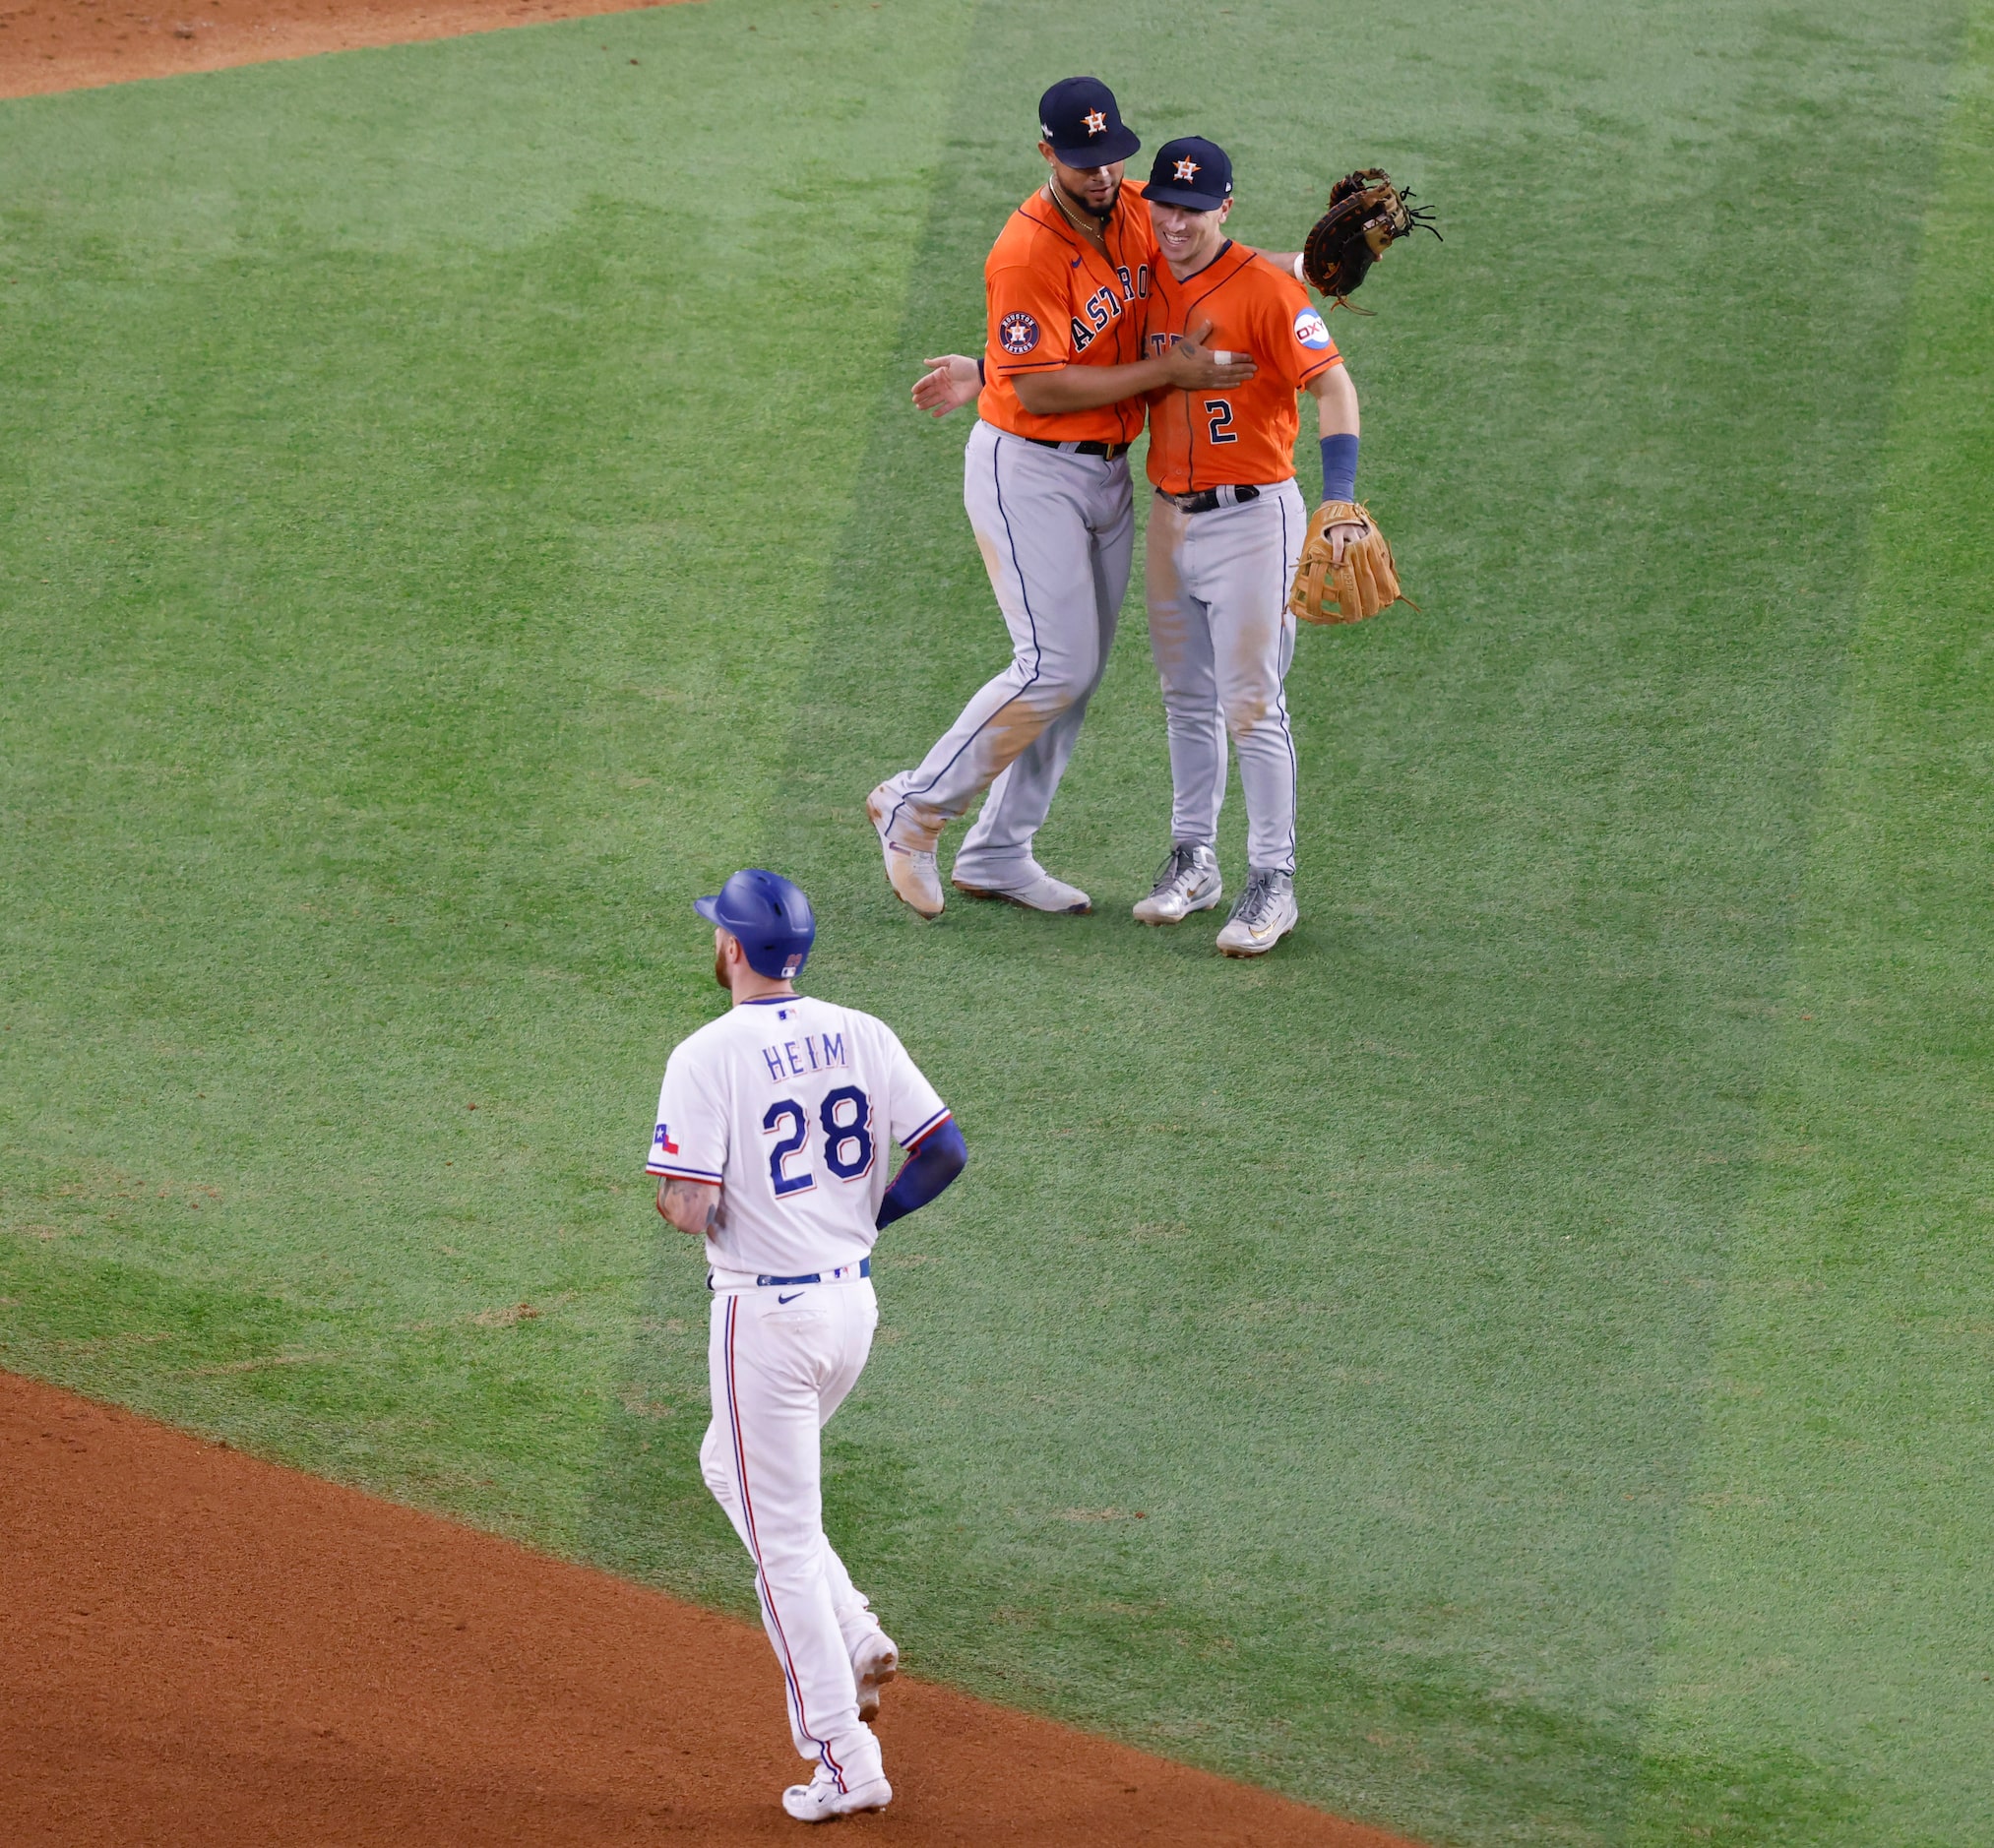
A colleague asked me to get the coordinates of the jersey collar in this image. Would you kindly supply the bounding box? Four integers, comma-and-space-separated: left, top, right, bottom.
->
1171, 236, 1236, 286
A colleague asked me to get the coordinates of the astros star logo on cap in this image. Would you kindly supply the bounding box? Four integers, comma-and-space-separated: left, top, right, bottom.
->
1083, 109, 1107, 135
1173, 157, 1201, 180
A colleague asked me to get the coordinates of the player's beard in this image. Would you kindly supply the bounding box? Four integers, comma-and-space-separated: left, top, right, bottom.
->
1053, 173, 1115, 223
714, 945, 730, 990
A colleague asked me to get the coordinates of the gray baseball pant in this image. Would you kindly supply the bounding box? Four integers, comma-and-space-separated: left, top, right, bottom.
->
1145, 479, 1306, 876
877, 420, 1133, 888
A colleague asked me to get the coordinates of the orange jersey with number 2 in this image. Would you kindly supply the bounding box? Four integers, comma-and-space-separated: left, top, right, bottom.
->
1143, 242, 1342, 494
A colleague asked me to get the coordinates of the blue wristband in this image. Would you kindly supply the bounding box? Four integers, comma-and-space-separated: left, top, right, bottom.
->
1320, 433, 1358, 503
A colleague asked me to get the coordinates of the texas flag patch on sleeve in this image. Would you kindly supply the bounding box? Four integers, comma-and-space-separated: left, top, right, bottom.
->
654, 1122, 680, 1156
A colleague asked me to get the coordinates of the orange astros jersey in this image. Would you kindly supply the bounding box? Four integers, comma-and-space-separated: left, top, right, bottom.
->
976, 178, 1158, 447
1142, 242, 1342, 494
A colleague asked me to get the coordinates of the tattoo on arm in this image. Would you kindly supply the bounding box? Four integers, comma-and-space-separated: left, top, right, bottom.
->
656, 1178, 719, 1237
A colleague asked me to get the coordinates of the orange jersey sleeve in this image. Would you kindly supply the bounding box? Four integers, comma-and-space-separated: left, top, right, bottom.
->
1141, 245, 1342, 494
975, 178, 1159, 447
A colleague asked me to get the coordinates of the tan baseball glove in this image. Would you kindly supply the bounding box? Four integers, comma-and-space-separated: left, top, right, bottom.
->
1287, 501, 1406, 625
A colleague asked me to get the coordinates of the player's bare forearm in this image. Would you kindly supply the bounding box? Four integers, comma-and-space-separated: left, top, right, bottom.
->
1011, 362, 1162, 415
1308, 362, 1360, 438
656, 1177, 718, 1237
1013, 335, 1255, 417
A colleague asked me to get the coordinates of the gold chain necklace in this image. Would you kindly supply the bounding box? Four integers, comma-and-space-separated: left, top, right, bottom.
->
1047, 180, 1111, 257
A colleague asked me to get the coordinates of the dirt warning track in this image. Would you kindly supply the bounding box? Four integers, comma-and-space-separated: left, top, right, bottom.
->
0, 1371, 1417, 1847
0, 0, 685, 100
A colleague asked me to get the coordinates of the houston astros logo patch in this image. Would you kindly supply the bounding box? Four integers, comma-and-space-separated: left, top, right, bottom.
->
1173, 157, 1201, 181
999, 311, 1040, 355
1294, 307, 1334, 349
1083, 109, 1107, 136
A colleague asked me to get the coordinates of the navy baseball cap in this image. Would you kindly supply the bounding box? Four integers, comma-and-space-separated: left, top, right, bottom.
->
695, 869, 816, 980
1038, 76, 1141, 167
1145, 136, 1233, 210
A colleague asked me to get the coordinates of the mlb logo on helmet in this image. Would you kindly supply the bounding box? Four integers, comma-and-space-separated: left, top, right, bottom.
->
693, 868, 816, 981
1294, 307, 1334, 349
999, 311, 1040, 355
1036, 75, 1141, 167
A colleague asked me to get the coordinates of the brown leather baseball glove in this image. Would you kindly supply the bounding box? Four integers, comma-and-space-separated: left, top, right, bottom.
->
1287, 501, 1406, 625
1301, 169, 1439, 307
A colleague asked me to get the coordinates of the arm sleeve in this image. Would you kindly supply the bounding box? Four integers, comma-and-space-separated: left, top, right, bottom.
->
986, 261, 1073, 377
645, 1047, 727, 1184
875, 1118, 966, 1231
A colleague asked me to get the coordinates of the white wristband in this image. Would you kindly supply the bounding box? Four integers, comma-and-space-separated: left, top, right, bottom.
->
1292, 250, 1306, 281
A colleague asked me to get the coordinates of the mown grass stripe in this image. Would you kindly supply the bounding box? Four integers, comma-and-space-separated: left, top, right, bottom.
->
1627, 10, 1994, 1842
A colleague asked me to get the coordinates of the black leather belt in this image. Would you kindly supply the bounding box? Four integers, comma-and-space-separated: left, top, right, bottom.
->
1157, 484, 1263, 514
1027, 438, 1132, 460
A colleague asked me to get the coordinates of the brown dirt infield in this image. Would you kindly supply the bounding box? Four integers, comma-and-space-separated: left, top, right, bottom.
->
1, 1370, 1419, 1846
0, 0, 682, 99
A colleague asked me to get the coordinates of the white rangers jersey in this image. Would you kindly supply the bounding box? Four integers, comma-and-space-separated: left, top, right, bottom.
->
646, 995, 951, 1280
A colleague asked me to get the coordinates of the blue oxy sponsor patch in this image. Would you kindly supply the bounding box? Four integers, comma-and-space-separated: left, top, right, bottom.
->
999, 311, 1041, 355
1294, 308, 1333, 350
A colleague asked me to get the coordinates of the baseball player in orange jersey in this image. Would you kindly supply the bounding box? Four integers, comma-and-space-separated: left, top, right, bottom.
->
1132, 137, 1367, 956
875, 77, 1256, 921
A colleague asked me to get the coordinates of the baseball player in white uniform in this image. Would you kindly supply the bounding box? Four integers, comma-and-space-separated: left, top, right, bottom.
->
647, 869, 966, 1822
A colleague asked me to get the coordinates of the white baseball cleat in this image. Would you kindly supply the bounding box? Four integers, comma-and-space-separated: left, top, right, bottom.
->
1132, 842, 1223, 925
1215, 869, 1297, 957
850, 1630, 899, 1723
951, 866, 1091, 914
781, 1763, 894, 1824
867, 782, 944, 919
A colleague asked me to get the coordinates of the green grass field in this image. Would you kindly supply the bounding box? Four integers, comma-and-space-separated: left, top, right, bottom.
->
2, 2, 1989, 1842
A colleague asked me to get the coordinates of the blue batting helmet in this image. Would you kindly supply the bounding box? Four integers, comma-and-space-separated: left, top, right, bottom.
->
694, 869, 816, 980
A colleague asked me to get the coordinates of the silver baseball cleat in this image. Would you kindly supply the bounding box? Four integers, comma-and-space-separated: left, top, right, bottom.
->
1132, 841, 1223, 925
1215, 869, 1297, 957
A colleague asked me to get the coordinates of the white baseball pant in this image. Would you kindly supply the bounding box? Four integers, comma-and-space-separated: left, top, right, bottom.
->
1144, 480, 1307, 875
876, 419, 1134, 888
700, 1277, 886, 1786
